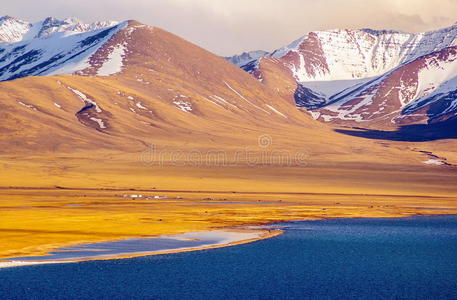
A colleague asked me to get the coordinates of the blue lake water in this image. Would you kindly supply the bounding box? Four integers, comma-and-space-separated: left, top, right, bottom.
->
1, 215, 456, 300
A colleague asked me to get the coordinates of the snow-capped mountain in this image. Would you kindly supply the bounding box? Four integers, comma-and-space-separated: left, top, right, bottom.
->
312, 45, 457, 125
0, 16, 30, 43
224, 50, 268, 68
0, 16, 117, 43
0, 16, 127, 81
229, 24, 457, 127
240, 25, 457, 82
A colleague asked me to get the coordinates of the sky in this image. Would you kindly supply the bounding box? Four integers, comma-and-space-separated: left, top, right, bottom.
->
3, 0, 457, 56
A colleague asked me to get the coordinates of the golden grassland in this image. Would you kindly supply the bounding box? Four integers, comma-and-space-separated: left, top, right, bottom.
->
1, 153, 456, 260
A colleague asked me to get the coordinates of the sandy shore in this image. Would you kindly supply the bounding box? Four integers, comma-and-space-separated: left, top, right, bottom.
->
0, 228, 282, 269
0, 261, 66, 269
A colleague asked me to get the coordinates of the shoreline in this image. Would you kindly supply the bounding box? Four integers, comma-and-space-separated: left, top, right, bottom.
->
0, 228, 283, 269
2, 214, 456, 269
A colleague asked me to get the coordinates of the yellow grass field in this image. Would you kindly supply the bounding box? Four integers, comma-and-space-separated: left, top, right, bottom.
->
1, 153, 456, 260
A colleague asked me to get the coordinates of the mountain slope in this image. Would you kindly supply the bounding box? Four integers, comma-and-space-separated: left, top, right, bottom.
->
0, 19, 420, 167
238, 25, 457, 82
224, 50, 268, 68
0, 21, 316, 149
0, 17, 123, 81
313, 46, 457, 125
0, 16, 117, 43
229, 24, 457, 128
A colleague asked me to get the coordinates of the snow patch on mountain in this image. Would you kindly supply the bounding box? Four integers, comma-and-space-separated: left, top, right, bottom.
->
270, 35, 308, 58
89, 117, 106, 129
173, 99, 192, 112
266, 104, 287, 118
224, 81, 271, 114
67, 86, 102, 113
135, 102, 147, 110
413, 55, 457, 102
97, 43, 126, 76
424, 159, 445, 165
17, 100, 37, 111
241, 25, 457, 83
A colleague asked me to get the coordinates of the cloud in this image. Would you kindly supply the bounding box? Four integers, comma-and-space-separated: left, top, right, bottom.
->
3, 0, 456, 55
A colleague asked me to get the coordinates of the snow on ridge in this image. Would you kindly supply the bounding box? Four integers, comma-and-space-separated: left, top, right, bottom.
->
266, 104, 287, 118
173, 99, 192, 112
223, 81, 271, 114
136, 102, 147, 110
270, 35, 308, 58
413, 56, 457, 102
67, 86, 102, 113
0, 16, 31, 43
228, 24, 457, 84
224, 23, 457, 124
424, 159, 445, 165
17, 101, 37, 111
46, 22, 128, 77
224, 50, 268, 67
0, 21, 127, 81
89, 117, 106, 129
206, 95, 239, 110
97, 43, 127, 76
304, 44, 457, 123
404, 75, 457, 118
308, 111, 321, 120
211, 95, 230, 105
0, 16, 118, 43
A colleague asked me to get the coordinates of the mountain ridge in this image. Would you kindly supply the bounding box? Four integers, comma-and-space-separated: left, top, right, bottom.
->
226, 23, 457, 128
0, 16, 117, 43
0, 19, 348, 156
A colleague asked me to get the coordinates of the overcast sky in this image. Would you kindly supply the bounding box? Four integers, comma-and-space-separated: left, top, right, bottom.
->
4, 0, 457, 56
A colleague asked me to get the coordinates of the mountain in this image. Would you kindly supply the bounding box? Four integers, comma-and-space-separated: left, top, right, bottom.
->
0, 18, 334, 155
0, 16, 30, 42
0, 16, 117, 42
314, 46, 457, 125
224, 50, 268, 68
0, 17, 421, 168
0, 16, 121, 81
1, 16, 453, 168
228, 24, 457, 127
4, 16, 455, 129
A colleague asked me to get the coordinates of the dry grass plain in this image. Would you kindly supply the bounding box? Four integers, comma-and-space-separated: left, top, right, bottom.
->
1, 152, 456, 260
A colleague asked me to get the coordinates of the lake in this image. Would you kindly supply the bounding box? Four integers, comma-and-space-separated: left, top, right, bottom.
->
1, 215, 456, 299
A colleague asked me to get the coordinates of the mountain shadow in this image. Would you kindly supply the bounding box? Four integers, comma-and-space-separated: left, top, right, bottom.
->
334, 118, 457, 142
